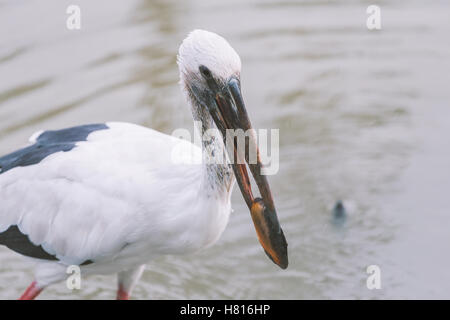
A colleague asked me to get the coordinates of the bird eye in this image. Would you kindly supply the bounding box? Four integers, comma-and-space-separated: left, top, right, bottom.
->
199, 65, 212, 79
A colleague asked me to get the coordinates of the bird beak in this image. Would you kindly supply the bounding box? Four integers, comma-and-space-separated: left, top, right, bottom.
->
208, 77, 288, 269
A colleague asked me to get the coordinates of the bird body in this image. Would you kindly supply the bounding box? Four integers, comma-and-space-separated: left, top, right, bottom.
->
1, 122, 233, 286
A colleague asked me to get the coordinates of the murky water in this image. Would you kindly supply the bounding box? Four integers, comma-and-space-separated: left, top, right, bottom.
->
1, 0, 449, 299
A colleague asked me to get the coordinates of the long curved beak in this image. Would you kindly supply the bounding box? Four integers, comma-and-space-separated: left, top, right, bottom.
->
208, 77, 288, 269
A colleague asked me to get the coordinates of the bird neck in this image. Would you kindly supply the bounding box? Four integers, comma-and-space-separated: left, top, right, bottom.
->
188, 93, 234, 195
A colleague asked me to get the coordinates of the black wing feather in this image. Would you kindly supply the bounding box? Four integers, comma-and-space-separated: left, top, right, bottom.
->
0, 123, 108, 174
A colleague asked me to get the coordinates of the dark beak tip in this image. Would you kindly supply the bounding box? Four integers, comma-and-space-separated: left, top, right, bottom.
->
271, 215, 289, 269
251, 199, 289, 270
266, 227, 289, 270
279, 260, 289, 270
264, 245, 288, 269
276, 232, 289, 270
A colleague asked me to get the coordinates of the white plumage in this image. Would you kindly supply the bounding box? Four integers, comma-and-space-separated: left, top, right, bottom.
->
178, 29, 241, 83
1, 122, 232, 283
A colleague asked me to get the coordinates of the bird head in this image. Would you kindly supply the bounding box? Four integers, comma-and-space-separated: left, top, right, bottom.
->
177, 30, 288, 270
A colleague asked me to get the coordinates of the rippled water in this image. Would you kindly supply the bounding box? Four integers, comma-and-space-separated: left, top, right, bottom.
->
1, 0, 449, 299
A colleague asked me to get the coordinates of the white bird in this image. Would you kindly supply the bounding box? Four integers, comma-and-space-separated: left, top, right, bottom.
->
0, 30, 288, 300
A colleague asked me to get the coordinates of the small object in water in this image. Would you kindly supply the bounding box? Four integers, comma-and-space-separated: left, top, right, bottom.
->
332, 200, 346, 225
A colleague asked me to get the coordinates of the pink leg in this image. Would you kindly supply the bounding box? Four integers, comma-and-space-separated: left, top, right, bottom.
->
116, 265, 145, 300
19, 281, 43, 300
116, 285, 130, 300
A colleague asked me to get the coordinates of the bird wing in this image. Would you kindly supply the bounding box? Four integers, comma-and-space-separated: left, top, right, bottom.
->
0, 122, 202, 265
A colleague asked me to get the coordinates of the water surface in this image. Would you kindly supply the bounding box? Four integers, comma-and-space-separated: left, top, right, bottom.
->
0, 0, 449, 299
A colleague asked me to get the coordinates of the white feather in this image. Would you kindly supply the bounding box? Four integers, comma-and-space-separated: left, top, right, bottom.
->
28, 130, 44, 143
177, 29, 241, 84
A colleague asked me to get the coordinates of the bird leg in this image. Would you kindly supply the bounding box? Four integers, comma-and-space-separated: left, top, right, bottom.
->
19, 281, 43, 300
116, 265, 145, 300
116, 286, 130, 300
